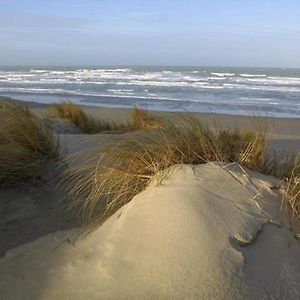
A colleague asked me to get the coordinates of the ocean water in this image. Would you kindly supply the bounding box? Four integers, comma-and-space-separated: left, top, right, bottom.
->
0, 66, 300, 118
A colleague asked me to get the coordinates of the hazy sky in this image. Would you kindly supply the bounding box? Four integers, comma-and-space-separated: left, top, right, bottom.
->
0, 0, 300, 67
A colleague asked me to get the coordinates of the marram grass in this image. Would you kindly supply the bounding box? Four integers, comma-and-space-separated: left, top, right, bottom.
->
64, 113, 297, 228
46, 101, 126, 133
0, 100, 58, 186
281, 157, 300, 223
131, 106, 162, 129
46, 102, 161, 133
3, 100, 298, 226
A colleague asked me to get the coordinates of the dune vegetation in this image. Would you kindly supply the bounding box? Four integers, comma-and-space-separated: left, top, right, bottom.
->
1, 99, 298, 226
0, 100, 162, 186
46, 101, 127, 133
0, 100, 58, 186
46, 101, 161, 133
282, 163, 300, 221
63, 113, 300, 227
131, 105, 162, 129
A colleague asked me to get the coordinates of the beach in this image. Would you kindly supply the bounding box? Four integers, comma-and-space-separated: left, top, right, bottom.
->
0, 97, 299, 299
1, 97, 299, 249
6, 96, 300, 151
1, 0, 300, 297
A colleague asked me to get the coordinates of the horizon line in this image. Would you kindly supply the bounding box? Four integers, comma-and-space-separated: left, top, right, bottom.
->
0, 64, 300, 70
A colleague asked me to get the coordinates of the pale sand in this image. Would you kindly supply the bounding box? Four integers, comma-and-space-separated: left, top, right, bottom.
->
3, 96, 300, 153
0, 163, 299, 299
0, 124, 126, 255
0, 97, 299, 298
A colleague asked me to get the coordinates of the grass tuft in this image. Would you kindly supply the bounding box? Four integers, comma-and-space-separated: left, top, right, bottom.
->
131, 106, 162, 129
64, 113, 276, 227
46, 101, 131, 133
46, 101, 90, 131
0, 100, 58, 186
281, 157, 300, 222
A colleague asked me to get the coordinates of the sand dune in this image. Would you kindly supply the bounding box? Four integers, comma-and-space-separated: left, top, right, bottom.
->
0, 163, 299, 299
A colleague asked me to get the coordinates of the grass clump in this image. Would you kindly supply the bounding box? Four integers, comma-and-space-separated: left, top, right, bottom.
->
46, 101, 130, 133
47, 102, 162, 133
281, 157, 300, 222
0, 100, 58, 186
63, 111, 300, 227
64, 114, 273, 226
131, 106, 162, 129
46, 101, 90, 130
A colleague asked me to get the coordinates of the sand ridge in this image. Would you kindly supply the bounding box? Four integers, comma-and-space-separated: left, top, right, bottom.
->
0, 163, 299, 299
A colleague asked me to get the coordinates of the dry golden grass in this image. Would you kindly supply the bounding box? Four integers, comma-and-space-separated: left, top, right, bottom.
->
281, 157, 300, 223
46, 101, 132, 133
47, 102, 163, 133
64, 113, 281, 227
46, 101, 89, 129
0, 100, 58, 186
131, 106, 162, 129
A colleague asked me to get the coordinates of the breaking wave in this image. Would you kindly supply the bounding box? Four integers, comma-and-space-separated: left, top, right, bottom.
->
0, 66, 299, 117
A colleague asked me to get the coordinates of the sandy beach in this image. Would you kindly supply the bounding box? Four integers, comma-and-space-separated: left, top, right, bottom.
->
1, 1, 300, 298
0, 97, 299, 251
6, 96, 300, 151
1, 163, 300, 299
0, 97, 299, 299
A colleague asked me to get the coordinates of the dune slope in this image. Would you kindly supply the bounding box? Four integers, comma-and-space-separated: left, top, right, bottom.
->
0, 163, 299, 299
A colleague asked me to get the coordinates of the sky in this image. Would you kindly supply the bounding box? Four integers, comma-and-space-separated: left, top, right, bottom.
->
0, 0, 300, 67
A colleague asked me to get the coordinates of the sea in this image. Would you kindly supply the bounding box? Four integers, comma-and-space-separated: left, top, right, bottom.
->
0, 66, 300, 118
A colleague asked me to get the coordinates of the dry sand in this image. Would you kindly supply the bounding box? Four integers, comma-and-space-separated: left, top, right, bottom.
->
0, 163, 299, 299
0, 97, 299, 299
4, 96, 300, 153
0, 117, 126, 255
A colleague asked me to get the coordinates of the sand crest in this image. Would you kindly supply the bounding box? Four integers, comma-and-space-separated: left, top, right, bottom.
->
0, 163, 299, 299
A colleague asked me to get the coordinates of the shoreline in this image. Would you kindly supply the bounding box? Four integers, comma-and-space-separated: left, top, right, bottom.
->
2, 95, 300, 139
1, 96, 300, 298
1, 91, 300, 119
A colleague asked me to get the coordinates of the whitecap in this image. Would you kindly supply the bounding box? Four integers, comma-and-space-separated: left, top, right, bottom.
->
211, 72, 235, 77
240, 74, 267, 78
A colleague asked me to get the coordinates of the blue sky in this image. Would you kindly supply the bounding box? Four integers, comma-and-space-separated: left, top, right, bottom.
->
0, 0, 300, 67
